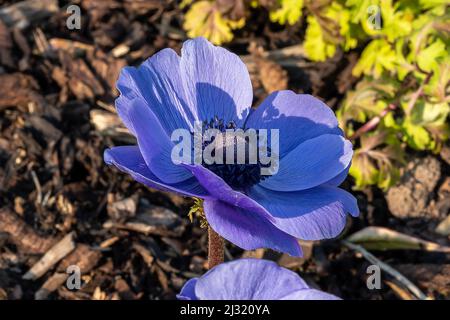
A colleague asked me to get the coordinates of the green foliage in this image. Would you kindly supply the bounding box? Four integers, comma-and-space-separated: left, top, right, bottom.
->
269, 0, 304, 25
304, 15, 336, 61
317, 0, 450, 189
401, 101, 450, 151
304, 1, 358, 61
350, 131, 405, 190
181, 0, 450, 190
338, 77, 398, 124
183, 1, 245, 45
188, 198, 208, 228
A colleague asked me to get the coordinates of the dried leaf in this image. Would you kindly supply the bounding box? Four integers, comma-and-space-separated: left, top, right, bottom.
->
183, 1, 244, 45
350, 130, 404, 190
435, 215, 450, 236
0, 73, 45, 112
347, 226, 450, 252
58, 51, 105, 100
257, 57, 288, 93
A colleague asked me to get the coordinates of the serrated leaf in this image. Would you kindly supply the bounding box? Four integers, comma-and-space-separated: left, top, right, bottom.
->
183, 1, 244, 45
402, 119, 433, 150
345, 0, 379, 24
402, 100, 450, 151
394, 38, 415, 81
349, 152, 379, 188
416, 38, 446, 72
304, 1, 360, 61
424, 60, 449, 102
326, 2, 359, 51
370, 0, 413, 42
269, 0, 303, 25
304, 15, 337, 61
353, 39, 397, 78
350, 131, 404, 190
339, 77, 398, 124
419, 0, 448, 11
413, 102, 450, 125
347, 226, 450, 252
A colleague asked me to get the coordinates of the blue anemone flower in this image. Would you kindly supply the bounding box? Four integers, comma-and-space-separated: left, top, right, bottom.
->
177, 259, 340, 300
104, 37, 359, 257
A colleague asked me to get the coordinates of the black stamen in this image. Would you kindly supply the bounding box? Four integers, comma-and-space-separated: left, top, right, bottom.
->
200, 117, 268, 191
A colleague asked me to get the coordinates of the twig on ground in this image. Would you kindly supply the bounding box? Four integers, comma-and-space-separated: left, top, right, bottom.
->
23, 232, 76, 281
34, 244, 102, 299
0, 208, 54, 254
30, 170, 42, 204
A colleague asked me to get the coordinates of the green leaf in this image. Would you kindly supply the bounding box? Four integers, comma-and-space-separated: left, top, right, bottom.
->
269, 0, 304, 25
338, 77, 398, 125
394, 38, 415, 81
353, 39, 397, 78
424, 60, 449, 102
416, 38, 446, 72
345, 0, 379, 24
402, 100, 450, 151
418, 0, 448, 11
380, 0, 413, 42
350, 131, 404, 190
350, 151, 379, 189
183, 1, 245, 45
304, 15, 337, 61
402, 119, 433, 150
304, 1, 360, 61
347, 226, 450, 252
188, 197, 208, 228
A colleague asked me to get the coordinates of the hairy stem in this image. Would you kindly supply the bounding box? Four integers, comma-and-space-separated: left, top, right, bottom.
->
207, 226, 224, 269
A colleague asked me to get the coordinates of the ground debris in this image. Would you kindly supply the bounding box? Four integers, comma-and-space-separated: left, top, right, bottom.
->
0, 208, 55, 254
386, 157, 441, 219
23, 232, 76, 281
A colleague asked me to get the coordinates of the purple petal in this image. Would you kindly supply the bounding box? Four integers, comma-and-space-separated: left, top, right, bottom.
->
249, 185, 359, 240
181, 163, 274, 220
203, 200, 302, 256
280, 289, 341, 300
180, 37, 252, 125
195, 259, 308, 300
117, 48, 196, 134
115, 95, 137, 136
259, 134, 353, 191
177, 278, 198, 300
127, 98, 192, 184
104, 146, 208, 198
324, 162, 351, 187
182, 164, 302, 255
245, 91, 342, 157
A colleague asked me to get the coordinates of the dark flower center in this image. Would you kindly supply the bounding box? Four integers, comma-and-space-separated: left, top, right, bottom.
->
200, 117, 268, 191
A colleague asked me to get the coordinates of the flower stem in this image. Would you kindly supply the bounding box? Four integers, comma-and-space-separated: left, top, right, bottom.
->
207, 226, 224, 269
